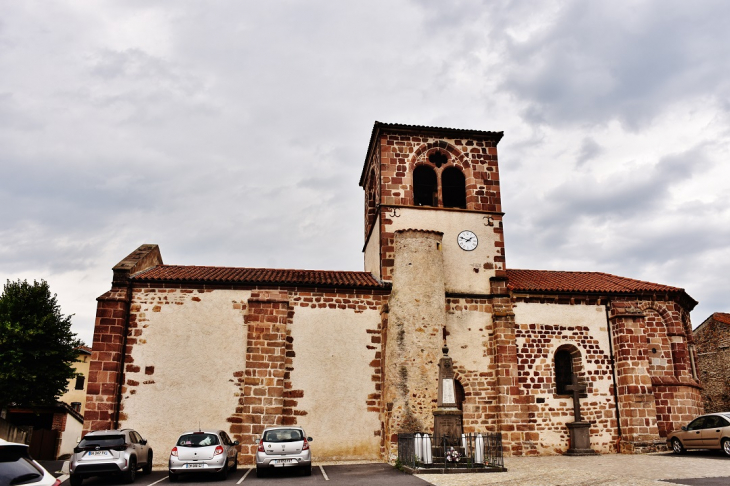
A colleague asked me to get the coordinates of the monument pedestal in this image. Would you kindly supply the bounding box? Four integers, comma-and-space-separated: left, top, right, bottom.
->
565, 421, 597, 456
433, 408, 463, 443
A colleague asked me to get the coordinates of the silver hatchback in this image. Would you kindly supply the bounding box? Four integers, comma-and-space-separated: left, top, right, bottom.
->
69, 429, 153, 486
168, 430, 239, 481
255, 426, 313, 477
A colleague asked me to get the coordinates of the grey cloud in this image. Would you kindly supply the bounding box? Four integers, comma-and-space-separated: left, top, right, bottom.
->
498, 1, 730, 129
576, 137, 602, 166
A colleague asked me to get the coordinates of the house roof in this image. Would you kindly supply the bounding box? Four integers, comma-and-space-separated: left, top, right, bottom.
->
131, 265, 388, 290
506, 269, 695, 304
694, 311, 730, 334
711, 312, 730, 326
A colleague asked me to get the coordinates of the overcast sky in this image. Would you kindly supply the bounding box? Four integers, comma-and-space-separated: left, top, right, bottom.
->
2, 0, 729, 345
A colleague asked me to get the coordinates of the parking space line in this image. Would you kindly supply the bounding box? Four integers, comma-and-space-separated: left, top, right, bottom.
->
236, 467, 252, 484
319, 465, 329, 481
147, 477, 169, 486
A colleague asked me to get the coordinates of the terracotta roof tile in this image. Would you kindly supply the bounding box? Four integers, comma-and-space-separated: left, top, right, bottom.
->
131, 265, 387, 289
506, 269, 685, 294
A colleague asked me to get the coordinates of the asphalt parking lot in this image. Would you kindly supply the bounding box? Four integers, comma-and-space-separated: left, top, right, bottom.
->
43, 452, 730, 486
47, 463, 431, 486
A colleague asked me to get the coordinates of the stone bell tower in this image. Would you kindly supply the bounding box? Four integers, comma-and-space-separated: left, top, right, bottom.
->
360, 122, 515, 459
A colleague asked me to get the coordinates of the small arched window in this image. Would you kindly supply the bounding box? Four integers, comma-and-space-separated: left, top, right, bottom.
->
442, 167, 466, 209
554, 350, 573, 395
413, 166, 437, 206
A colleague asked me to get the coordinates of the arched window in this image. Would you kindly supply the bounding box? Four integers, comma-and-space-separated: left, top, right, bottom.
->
413, 166, 437, 206
554, 349, 573, 395
442, 167, 466, 209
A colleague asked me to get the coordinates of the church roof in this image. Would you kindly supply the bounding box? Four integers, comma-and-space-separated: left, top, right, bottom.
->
130, 265, 388, 290
506, 269, 689, 295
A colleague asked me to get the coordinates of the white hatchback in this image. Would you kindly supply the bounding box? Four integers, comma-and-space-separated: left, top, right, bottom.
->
168, 430, 239, 481
255, 426, 313, 477
0, 439, 61, 486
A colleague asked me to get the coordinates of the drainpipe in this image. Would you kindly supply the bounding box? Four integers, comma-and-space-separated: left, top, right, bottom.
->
605, 300, 622, 451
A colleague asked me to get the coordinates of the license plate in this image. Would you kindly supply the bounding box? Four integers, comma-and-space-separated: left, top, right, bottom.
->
186, 463, 204, 468
274, 459, 293, 466
86, 451, 110, 457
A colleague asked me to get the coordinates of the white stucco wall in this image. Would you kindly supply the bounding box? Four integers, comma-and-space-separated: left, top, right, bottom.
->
385, 208, 498, 294
445, 308, 493, 372
363, 214, 381, 279
59, 415, 83, 458
288, 306, 382, 461
120, 290, 249, 465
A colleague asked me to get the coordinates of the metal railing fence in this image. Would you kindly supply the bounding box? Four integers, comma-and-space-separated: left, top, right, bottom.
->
397, 432, 503, 470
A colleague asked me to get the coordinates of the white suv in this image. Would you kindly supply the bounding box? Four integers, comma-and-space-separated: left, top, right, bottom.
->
69, 429, 153, 485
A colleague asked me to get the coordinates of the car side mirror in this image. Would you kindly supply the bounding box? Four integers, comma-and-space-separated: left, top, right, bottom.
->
253, 437, 260, 444
233, 440, 239, 446
681, 426, 687, 431
140, 439, 147, 445
307, 437, 313, 442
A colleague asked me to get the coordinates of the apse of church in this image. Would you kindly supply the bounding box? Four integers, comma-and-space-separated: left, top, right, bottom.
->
84, 122, 703, 466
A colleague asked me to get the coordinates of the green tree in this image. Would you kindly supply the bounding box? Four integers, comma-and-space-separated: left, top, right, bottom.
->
0, 279, 82, 409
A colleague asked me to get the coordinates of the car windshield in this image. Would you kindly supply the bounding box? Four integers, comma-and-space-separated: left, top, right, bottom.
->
263, 429, 303, 443
0, 449, 44, 486
78, 435, 125, 448
177, 433, 219, 447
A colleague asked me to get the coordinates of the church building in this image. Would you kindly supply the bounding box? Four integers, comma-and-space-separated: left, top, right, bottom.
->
83, 122, 703, 465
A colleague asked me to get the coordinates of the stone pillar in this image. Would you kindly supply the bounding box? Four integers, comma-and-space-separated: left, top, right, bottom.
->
491, 274, 537, 455
383, 229, 445, 459
83, 287, 130, 433
609, 301, 664, 453
236, 290, 290, 465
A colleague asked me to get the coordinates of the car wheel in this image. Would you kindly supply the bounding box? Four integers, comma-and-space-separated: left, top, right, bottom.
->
722, 438, 730, 457
69, 474, 83, 486
124, 457, 137, 483
231, 456, 238, 472
143, 451, 153, 474
256, 467, 266, 478
168, 471, 179, 482
302, 464, 312, 476
671, 438, 685, 454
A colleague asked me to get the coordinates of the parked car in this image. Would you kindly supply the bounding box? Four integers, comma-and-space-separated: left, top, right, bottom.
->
667, 412, 730, 456
255, 426, 313, 477
168, 429, 239, 481
0, 439, 61, 486
69, 429, 153, 485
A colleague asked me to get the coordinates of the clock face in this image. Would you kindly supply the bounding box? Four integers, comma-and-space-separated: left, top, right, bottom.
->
457, 230, 478, 251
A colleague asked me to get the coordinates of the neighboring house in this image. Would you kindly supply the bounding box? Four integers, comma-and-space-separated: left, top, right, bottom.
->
5, 346, 90, 459
59, 346, 92, 415
694, 313, 730, 413
83, 122, 702, 466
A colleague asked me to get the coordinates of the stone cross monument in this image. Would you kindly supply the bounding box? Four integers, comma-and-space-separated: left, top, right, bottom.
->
565, 374, 597, 455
